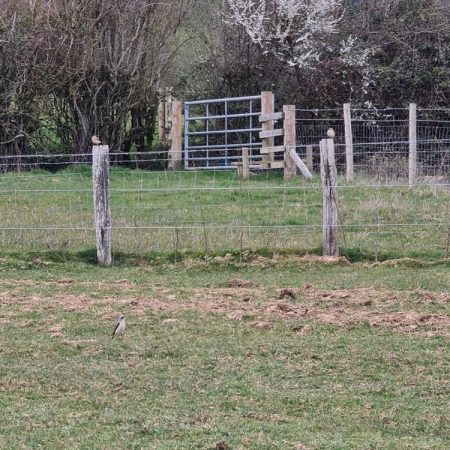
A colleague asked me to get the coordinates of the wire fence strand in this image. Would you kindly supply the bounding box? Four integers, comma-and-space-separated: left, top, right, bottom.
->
0, 107, 450, 260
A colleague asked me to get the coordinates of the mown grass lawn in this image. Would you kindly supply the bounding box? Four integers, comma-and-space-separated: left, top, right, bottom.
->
1, 256, 450, 449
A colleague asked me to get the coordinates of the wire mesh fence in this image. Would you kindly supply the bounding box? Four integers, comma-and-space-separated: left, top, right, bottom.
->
295, 106, 450, 179
1, 107, 450, 260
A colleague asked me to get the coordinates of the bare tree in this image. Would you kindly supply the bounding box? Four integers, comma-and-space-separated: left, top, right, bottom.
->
0, 0, 190, 161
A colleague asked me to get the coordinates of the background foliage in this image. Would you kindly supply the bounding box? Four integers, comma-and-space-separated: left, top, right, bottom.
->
1, 0, 450, 160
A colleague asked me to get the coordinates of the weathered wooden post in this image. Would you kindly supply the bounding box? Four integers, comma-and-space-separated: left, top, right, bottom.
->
169, 100, 182, 170
320, 138, 339, 256
239, 147, 250, 179
343, 103, 354, 182
242, 147, 249, 179
409, 103, 417, 188
261, 91, 274, 168
92, 145, 112, 265
283, 105, 297, 179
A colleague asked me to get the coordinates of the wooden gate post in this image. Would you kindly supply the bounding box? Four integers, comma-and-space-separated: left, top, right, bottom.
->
320, 138, 339, 256
169, 100, 182, 170
92, 145, 112, 265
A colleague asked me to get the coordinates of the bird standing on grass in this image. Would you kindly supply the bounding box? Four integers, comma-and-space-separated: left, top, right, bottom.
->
91, 135, 102, 145
112, 314, 125, 338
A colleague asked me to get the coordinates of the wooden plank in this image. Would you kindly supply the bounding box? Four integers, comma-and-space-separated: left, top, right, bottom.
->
343, 103, 354, 182
269, 161, 286, 169
286, 146, 312, 180
259, 112, 284, 122
259, 128, 284, 139
320, 138, 338, 257
260, 161, 286, 169
259, 145, 285, 154
92, 145, 112, 265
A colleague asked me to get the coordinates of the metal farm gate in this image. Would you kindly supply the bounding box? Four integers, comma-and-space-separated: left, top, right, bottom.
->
183, 94, 274, 169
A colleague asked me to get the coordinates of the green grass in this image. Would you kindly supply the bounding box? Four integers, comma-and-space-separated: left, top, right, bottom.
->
0, 168, 449, 261
1, 258, 450, 449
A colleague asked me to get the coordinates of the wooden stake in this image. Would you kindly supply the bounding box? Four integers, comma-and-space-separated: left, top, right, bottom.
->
242, 147, 249, 180
343, 103, 354, 182
409, 103, 417, 188
320, 138, 338, 256
287, 147, 312, 180
283, 105, 297, 179
92, 145, 112, 265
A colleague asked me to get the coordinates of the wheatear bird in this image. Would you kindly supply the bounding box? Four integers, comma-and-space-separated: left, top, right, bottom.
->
91, 135, 102, 145
111, 314, 125, 338
327, 128, 335, 138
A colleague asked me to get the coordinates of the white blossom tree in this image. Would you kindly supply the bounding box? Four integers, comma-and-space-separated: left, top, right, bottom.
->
225, 0, 343, 67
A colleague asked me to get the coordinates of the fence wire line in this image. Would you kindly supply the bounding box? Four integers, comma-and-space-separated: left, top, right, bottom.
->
1, 107, 450, 258
0, 168, 449, 259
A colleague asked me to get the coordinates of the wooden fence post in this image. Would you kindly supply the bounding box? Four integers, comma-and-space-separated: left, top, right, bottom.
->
409, 103, 417, 188
169, 100, 182, 170
343, 103, 354, 182
283, 105, 296, 179
320, 138, 339, 256
237, 147, 249, 179
92, 145, 112, 265
261, 91, 274, 167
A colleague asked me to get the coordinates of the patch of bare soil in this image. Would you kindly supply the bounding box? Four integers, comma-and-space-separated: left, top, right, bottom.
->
2, 279, 450, 338
224, 278, 257, 288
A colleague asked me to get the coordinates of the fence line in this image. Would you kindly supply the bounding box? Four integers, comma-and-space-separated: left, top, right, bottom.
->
0, 165, 449, 260
1, 105, 450, 260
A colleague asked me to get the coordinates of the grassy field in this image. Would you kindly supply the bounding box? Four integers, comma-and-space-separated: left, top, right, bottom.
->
1, 255, 450, 449
0, 167, 449, 260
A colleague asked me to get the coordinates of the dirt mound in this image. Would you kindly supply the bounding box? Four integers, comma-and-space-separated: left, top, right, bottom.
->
224, 278, 257, 288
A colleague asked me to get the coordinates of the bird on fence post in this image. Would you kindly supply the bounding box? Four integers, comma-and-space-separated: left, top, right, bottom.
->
327, 128, 335, 138
92, 135, 102, 145
111, 314, 125, 338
